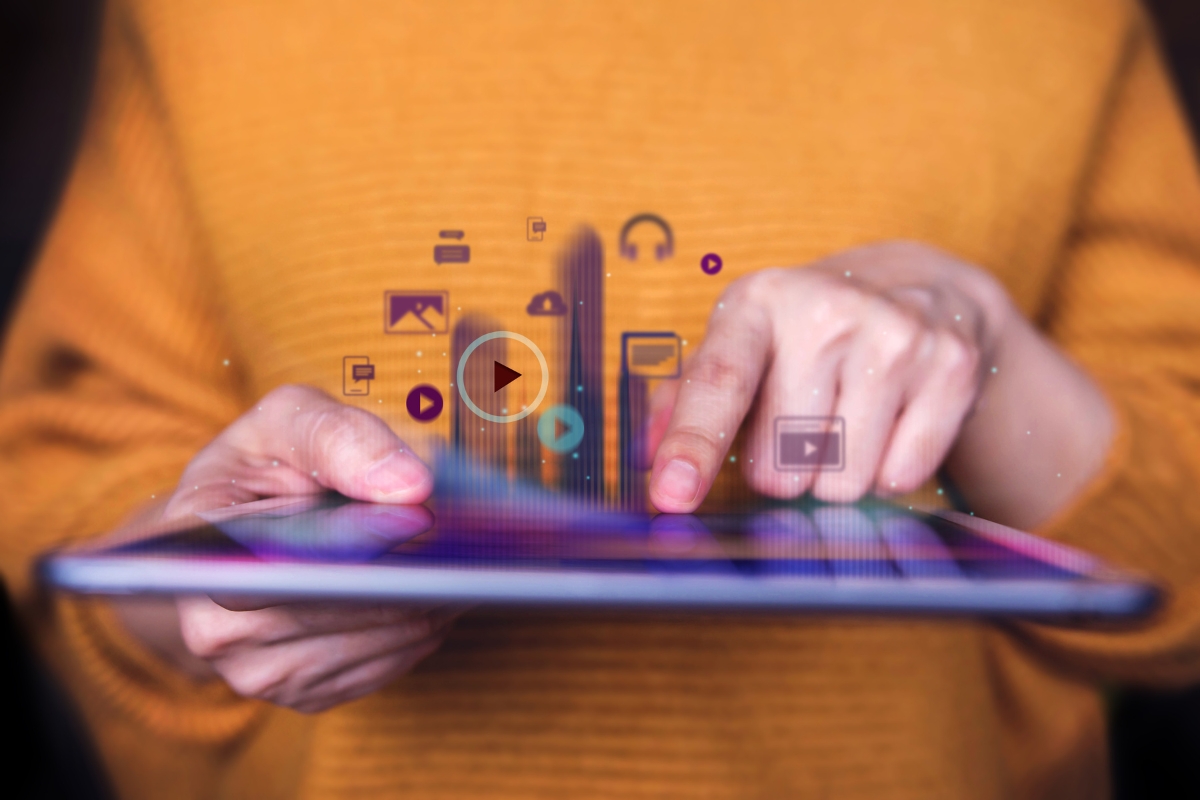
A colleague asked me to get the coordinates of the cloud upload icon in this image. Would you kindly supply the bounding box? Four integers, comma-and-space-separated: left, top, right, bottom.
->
526, 290, 568, 317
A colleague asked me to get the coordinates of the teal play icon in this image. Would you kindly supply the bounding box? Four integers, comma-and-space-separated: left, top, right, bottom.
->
537, 404, 585, 454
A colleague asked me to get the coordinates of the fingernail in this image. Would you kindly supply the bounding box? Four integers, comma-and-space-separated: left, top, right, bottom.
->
364, 451, 428, 496
656, 459, 702, 506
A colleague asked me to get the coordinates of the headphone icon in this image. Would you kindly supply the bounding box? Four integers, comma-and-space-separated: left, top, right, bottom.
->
619, 213, 674, 261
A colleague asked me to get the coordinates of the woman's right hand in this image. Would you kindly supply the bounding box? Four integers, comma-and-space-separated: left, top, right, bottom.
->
131, 384, 455, 713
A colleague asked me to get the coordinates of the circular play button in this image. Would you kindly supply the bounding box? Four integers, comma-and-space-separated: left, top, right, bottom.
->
405, 384, 444, 422
456, 331, 549, 424
537, 404, 585, 453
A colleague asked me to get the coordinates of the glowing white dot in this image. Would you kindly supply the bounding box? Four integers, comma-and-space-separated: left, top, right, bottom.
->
813, 388, 819, 395
729, 456, 737, 463
795, 476, 800, 482
1057, 473, 1062, 477
257, 406, 262, 411
194, 486, 199, 490
417, 369, 421, 373
991, 367, 998, 374
502, 408, 508, 414
718, 302, 725, 309
845, 271, 851, 277
718, 432, 726, 439
749, 459, 754, 463
954, 314, 961, 321
891, 481, 897, 488
417, 351, 423, 357
151, 494, 155, 499
291, 447, 295, 451
296, 406, 300, 410
379, 399, 382, 403
231, 479, 236, 484
867, 368, 874, 375
1026, 430, 1031, 435
937, 488, 944, 495
311, 470, 318, 477
573, 453, 579, 459
272, 460, 279, 466
682, 340, 688, 346
223, 359, 230, 366
606, 272, 611, 277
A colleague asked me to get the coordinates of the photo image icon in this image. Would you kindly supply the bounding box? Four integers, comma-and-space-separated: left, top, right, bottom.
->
384, 291, 449, 334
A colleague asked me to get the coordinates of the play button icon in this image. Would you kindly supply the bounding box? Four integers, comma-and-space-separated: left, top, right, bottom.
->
494, 361, 521, 392
405, 384, 444, 423
537, 404, 585, 454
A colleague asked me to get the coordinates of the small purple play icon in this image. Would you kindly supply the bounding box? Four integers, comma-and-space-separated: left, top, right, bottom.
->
406, 384, 444, 422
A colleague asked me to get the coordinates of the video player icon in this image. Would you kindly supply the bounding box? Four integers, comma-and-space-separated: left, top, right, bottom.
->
537, 404, 585, 454
406, 384, 444, 423
774, 416, 845, 471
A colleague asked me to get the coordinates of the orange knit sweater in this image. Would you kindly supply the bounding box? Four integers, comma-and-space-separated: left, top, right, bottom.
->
4, 1, 1200, 798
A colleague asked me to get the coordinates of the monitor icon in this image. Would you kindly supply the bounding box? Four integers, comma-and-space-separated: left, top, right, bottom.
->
622, 332, 682, 378
384, 291, 449, 334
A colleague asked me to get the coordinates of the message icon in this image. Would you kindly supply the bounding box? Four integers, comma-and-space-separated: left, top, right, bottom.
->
527, 217, 546, 241
433, 244, 470, 264
343, 356, 374, 396
622, 332, 682, 378
384, 291, 449, 334
774, 416, 845, 471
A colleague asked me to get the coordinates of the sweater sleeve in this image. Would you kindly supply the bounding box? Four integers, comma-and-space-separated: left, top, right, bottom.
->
1016, 16, 1200, 686
0, 3, 261, 741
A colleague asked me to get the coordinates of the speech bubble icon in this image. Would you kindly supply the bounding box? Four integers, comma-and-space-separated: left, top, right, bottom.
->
352, 364, 375, 382
434, 245, 470, 264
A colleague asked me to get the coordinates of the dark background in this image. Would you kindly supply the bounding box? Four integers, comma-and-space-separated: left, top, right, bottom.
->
0, 1, 1198, 798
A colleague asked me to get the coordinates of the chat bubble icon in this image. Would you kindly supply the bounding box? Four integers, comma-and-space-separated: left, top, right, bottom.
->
438, 229, 465, 240
434, 245, 470, 264
352, 364, 375, 382
385, 291, 449, 334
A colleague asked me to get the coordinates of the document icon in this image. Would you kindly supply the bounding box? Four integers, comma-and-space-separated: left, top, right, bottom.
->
384, 291, 449, 334
622, 332, 682, 378
343, 356, 374, 396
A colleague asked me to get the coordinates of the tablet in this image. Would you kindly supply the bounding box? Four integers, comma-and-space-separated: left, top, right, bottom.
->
39, 491, 1159, 619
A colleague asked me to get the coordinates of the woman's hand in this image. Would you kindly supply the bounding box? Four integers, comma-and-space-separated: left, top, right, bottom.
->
118, 384, 453, 714
647, 241, 1116, 529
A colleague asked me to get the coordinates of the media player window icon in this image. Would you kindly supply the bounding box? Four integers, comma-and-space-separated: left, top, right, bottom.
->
774, 416, 845, 471
622, 332, 682, 378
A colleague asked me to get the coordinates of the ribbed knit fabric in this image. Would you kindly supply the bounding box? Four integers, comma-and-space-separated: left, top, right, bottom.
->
2, 1, 1200, 798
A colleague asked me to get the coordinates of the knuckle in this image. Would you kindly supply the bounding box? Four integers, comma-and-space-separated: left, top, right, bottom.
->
179, 616, 236, 660
687, 354, 753, 398
261, 383, 324, 410
937, 330, 980, 380
223, 666, 282, 700
666, 426, 725, 463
